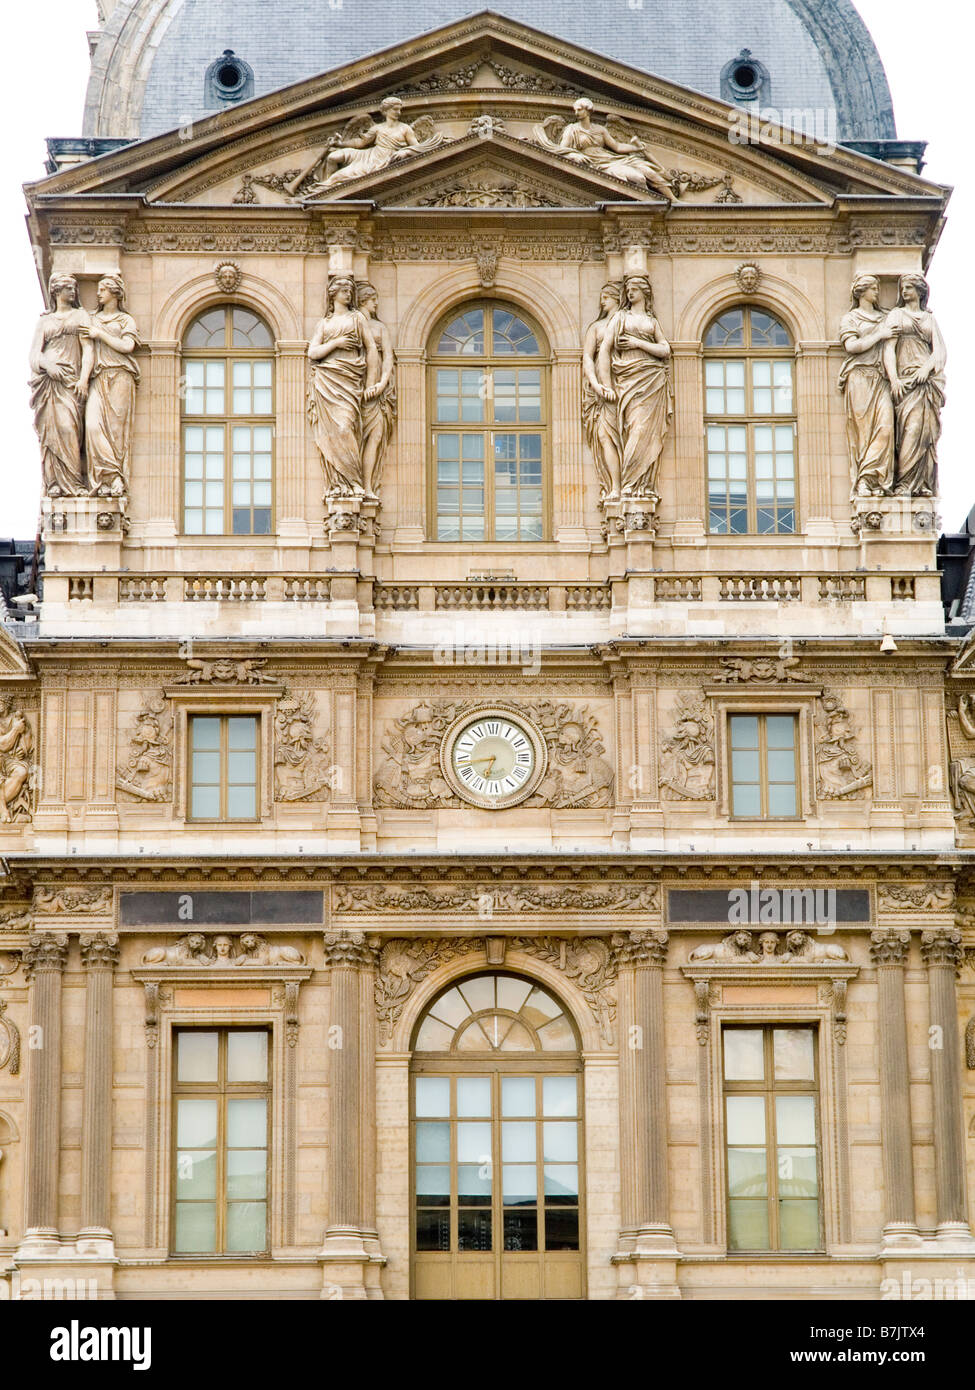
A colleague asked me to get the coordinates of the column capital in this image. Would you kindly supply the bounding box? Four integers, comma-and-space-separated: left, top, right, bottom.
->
869, 928, 912, 966
79, 932, 120, 971
612, 930, 668, 968
920, 927, 963, 970
22, 933, 68, 978
323, 930, 378, 969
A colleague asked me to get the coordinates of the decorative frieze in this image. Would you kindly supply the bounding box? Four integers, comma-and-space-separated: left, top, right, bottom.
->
714, 655, 804, 684
878, 884, 954, 912
34, 887, 112, 914
174, 655, 276, 685
141, 933, 305, 966
334, 881, 658, 914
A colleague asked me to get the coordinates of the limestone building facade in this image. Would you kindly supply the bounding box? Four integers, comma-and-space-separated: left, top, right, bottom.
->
2, 7, 974, 1300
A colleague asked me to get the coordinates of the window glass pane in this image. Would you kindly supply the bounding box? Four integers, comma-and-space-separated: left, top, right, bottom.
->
749, 310, 790, 346
705, 310, 745, 347
191, 786, 220, 819
415, 1166, 450, 1202
458, 1164, 492, 1202
227, 1149, 267, 1200
226, 785, 257, 819
191, 717, 220, 751
543, 1122, 577, 1162
522, 987, 561, 1027
492, 309, 539, 355
504, 1209, 537, 1251
543, 1075, 577, 1116
501, 1121, 535, 1163
174, 1202, 216, 1252
228, 717, 256, 749
731, 783, 761, 817
457, 1209, 492, 1250
176, 1149, 216, 1200
775, 1094, 816, 1146
458, 976, 495, 1012
227, 1097, 266, 1148
414, 1016, 455, 1050
496, 977, 533, 1013
226, 1201, 267, 1250
415, 1209, 450, 1251
457, 1122, 492, 1164
728, 1199, 769, 1250
767, 783, 797, 817
456, 1076, 491, 1117
726, 1095, 766, 1145
723, 1029, 765, 1081
777, 1148, 818, 1199
177, 1098, 218, 1149
766, 716, 796, 749
227, 1031, 268, 1082
543, 1164, 578, 1202
415, 1122, 450, 1163
727, 1146, 767, 1198
426, 988, 468, 1029
415, 1077, 450, 1117
537, 1015, 576, 1050
502, 1164, 537, 1204
778, 1199, 820, 1249
502, 1076, 536, 1116
437, 310, 484, 355
185, 309, 226, 348
730, 715, 759, 748
228, 751, 256, 784
545, 1208, 579, 1251
232, 308, 273, 347
773, 1029, 816, 1081
177, 1031, 219, 1083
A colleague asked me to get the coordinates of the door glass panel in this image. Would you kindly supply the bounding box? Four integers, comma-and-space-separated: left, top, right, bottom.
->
415, 1077, 450, 1117
543, 1076, 577, 1116
457, 1077, 491, 1117
502, 1076, 536, 1116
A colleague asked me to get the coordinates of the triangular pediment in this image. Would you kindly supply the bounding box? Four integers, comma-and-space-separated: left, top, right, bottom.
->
27, 11, 947, 213
0, 626, 33, 680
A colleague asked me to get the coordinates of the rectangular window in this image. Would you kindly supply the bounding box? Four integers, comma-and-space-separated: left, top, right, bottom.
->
188, 715, 259, 821
729, 714, 799, 818
182, 353, 274, 537
723, 1026, 821, 1252
705, 354, 796, 535
173, 1029, 270, 1255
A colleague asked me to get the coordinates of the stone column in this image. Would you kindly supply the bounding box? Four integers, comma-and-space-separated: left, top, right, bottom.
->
320, 930, 380, 1297
78, 933, 119, 1253
612, 930, 680, 1297
869, 930, 920, 1246
920, 928, 974, 1242
20, 934, 69, 1250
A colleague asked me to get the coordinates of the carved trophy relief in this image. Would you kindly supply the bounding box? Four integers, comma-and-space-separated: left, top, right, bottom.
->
660, 694, 716, 801
235, 98, 445, 203
174, 655, 276, 685
840, 272, 946, 505
815, 691, 872, 799
308, 276, 397, 502
141, 932, 304, 967
274, 690, 331, 802
0, 696, 34, 825
372, 698, 613, 810
714, 655, 804, 684
29, 273, 139, 502
116, 694, 173, 803
591, 276, 672, 504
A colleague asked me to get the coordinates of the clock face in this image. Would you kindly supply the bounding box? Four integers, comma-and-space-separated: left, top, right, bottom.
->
442, 711, 545, 809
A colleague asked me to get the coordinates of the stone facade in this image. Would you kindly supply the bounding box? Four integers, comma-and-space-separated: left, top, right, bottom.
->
2, 13, 973, 1300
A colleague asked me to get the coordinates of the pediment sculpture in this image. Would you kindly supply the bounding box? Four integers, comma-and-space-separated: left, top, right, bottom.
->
142, 932, 304, 966
840, 272, 946, 500
29, 273, 140, 502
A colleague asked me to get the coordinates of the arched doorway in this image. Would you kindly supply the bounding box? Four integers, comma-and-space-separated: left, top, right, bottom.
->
410, 972, 584, 1300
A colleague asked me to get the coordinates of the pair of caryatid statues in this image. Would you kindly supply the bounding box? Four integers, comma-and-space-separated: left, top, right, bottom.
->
840, 272, 946, 499
308, 275, 397, 500
582, 276, 673, 503
29, 272, 140, 500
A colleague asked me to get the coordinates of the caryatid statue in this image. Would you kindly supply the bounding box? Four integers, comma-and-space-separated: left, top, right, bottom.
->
838, 274, 897, 498
883, 273, 946, 496
582, 282, 624, 501
595, 274, 672, 500
307, 274, 380, 498
357, 281, 397, 499
80, 274, 140, 498
29, 272, 92, 496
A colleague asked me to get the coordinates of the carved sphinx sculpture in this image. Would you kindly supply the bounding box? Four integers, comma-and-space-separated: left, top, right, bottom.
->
308, 275, 381, 499
0, 696, 33, 824
884, 273, 946, 497
287, 97, 444, 195
534, 98, 674, 197
594, 275, 672, 501
29, 273, 92, 497
839, 275, 896, 499
81, 274, 140, 500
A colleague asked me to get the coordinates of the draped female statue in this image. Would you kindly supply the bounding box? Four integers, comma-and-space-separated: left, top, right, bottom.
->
308, 275, 380, 497
80, 274, 140, 498
596, 274, 672, 499
838, 274, 897, 498
882, 273, 946, 496
357, 282, 397, 499
28, 273, 92, 496
582, 282, 624, 501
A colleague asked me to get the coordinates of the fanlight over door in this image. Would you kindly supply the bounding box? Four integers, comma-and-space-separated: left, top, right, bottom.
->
411, 972, 584, 1300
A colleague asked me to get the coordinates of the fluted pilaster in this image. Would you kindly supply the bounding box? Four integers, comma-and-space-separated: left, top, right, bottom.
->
21, 934, 68, 1240
79, 933, 119, 1243
869, 930, 919, 1244
919, 928, 971, 1237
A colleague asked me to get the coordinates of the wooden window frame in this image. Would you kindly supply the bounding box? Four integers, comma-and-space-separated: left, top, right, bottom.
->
187, 713, 261, 824
181, 304, 276, 538
722, 1023, 824, 1254
727, 711, 801, 821
170, 1027, 272, 1257
426, 300, 552, 543
704, 306, 798, 537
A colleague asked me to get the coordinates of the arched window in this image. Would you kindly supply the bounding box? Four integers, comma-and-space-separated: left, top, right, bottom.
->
411, 972, 583, 1300
182, 305, 274, 536
429, 302, 548, 542
704, 307, 796, 535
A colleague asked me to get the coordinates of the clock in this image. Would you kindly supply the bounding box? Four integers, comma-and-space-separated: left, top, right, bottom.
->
441, 708, 547, 809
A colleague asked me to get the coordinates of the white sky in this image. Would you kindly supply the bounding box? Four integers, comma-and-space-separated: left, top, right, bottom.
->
2, 0, 970, 538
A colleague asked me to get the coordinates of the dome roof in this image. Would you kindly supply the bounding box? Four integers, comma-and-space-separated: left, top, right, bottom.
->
85, 1, 896, 143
